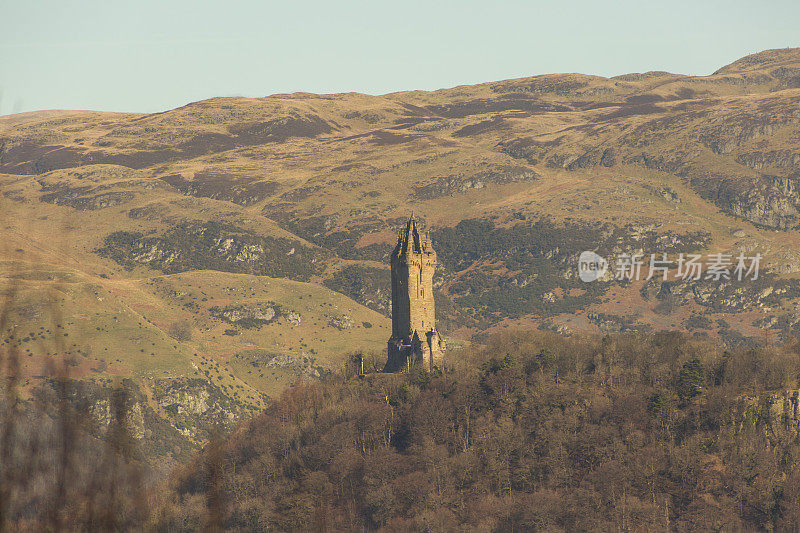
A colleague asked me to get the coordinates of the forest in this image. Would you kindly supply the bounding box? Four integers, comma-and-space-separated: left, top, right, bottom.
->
158, 330, 800, 531
5, 326, 799, 530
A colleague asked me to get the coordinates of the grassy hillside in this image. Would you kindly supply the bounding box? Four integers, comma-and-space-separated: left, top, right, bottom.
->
3, 48, 800, 459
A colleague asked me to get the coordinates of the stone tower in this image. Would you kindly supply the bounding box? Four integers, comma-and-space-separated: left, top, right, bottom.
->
385, 216, 445, 372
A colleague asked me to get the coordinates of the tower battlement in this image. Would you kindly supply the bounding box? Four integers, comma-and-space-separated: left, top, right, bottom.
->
385, 216, 445, 372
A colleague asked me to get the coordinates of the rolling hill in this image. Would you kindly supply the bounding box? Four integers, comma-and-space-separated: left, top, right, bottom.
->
2, 47, 800, 460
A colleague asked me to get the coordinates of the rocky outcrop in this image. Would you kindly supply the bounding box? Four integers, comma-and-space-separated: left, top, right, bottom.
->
736, 150, 800, 173
210, 303, 279, 328
285, 311, 302, 326
152, 378, 245, 440
736, 389, 800, 438
265, 352, 326, 379
643, 184, 681, 204
41, 190, 135, 210
97, 221, 327, 281
327, 314, 354, 330
35, 377, 249, 462
643, 273, 800, 314
411, 165, 537, 199
234, 349, 327, 379
770, 249, 800, 274
691, 176, 800, 229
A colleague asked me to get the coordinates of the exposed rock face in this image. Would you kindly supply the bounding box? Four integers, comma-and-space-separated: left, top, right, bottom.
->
771, 249, 800, 274
90, 395, 147, 439
265, 352, 326, 379
285, 311, 302, 326
37, 377, 248, 462
157, 387, 210, 418
234, 349, 327, 379
412, 166, 537, 199
210, 303, 279, 328
539, 320, 573, 336
98, 221, 327, 281
693, 176, 800, 229
644, 184, 681, 204
736, 150, 800, 172
327, 314, 354, 330
644, 274, 800, 314
41, 190, 136, 210
736, 389, 800, 438
153, 378, 244, 440
222, 306, 275, 323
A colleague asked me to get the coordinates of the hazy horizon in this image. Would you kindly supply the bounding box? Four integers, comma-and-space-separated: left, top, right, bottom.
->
1, 0, 798, 116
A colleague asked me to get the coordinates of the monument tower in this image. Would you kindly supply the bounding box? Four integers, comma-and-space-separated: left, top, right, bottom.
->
385, 216, 445, 372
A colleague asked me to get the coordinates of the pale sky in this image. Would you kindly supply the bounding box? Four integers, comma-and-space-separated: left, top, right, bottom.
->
1, 0, 798, 115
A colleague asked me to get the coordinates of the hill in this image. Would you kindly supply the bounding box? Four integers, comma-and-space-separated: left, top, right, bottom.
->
3, 48, 800, 460
5, 329, 800, 530
160, 330, 800, 531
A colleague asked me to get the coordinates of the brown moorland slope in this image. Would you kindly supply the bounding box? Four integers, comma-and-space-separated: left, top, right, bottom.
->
2, 48, 800, 460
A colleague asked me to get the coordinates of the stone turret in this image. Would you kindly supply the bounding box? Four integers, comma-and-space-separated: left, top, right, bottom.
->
385, 216, 445, 372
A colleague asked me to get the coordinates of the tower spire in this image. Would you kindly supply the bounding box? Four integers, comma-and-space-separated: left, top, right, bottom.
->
385, 214, 445, 372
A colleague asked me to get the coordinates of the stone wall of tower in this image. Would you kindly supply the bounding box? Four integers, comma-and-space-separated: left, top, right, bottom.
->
407, 253, 437, 337
385, 217, 445, 372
